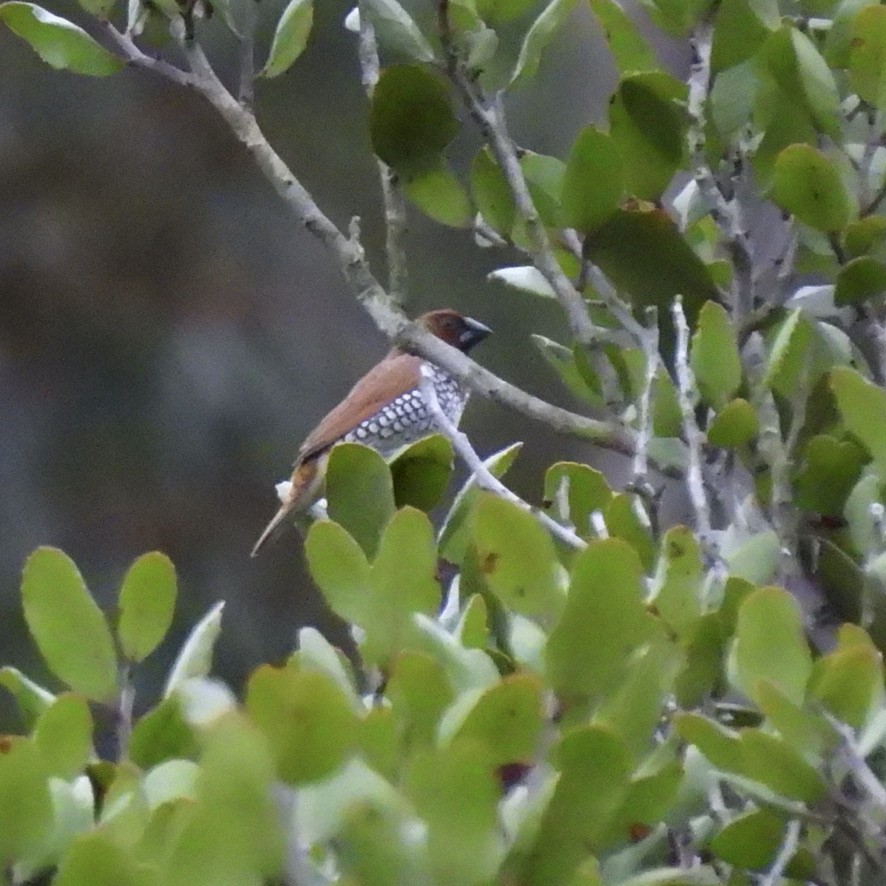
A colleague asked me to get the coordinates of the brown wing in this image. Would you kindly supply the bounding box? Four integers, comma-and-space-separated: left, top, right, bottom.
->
295, 351, 422, 465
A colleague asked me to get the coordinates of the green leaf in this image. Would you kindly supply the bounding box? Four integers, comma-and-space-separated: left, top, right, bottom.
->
292, 626, 358, 702
835, 256, 886, 307
532, 335, 602, 405
594, 637, 678, 758
363, 506, 440, 664
794, 434, 866, 514
707, 398, 759, 448
406, 742, 504, 884
326, 442, 396, 557
809, 642, 882, 728
771, 144, 851, 232
674, 614, 725, 706
546, 539, 656, 700
831, 366, 886, 474
361, 0, 434, 62
475, 0, 536, 22
652, 368, 683, 437
163, 600, 224, 697
649, 525, 703, 631
161, 716, 282, 884
509, 0, 577, 87
589, 0, 658, 72
386, 650, 454, 753
722, 529, 780, 584
117, 551, 177, 663
472, 493, 565, 617
33, 693, 93, 779
755, 679, 837, 757
542, 461, 613, 536
129, 695, 199, 768
0, 666, 55, 730
604, 493, 655, 571
402, 163, 472, 227
439, 442, 522, 562
850, 5, 886, 110
740, 728, 827, 802
305, 520, 371, 624
561, 127, 624, 233
732, 587, 813, 705
525, 725, 633, 882
708, 809, 785, 868
710, 60, 760, 141
471, 147, 515, 236
608, 72, 688, 200
21, 547, 118, 703
260, 0, 312, 77
690, 301, 741, 408
389, 433, 454, 511
441, 674, 543, 764
846, 215, 886, 258
585, 207, 719, 330
675, 712, 743, 771
0, 3, 122, 75
762, 308, 812, 396
520, 151, 567, 227
54, 831, 155, 886
246, 666, 357, 784
370, 64, 459, 177
0, 737, 52, 864
710, 0, 775, 72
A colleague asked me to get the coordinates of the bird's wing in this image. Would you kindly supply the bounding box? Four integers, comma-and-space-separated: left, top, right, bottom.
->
295, 351, 422, 465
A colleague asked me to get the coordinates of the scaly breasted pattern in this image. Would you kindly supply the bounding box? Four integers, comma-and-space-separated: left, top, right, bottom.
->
251, 310, 492, 555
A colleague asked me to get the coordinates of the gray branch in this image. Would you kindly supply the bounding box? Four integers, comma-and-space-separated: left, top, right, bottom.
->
103, 20, 657, 468
418, 365, 587, 550
355, 9, 410, 304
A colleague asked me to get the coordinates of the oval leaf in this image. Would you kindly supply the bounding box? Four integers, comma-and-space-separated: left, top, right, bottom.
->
261, 0, 313, 78
0, 2, 123, 75
21, 547, 118, 703
771, 144, 851, 232
561, 126, 624, 233
117, 551, 177, 663
245, 665, 357, 784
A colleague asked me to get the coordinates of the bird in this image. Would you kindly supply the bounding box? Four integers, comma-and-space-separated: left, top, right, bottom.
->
251, 309, 492, 556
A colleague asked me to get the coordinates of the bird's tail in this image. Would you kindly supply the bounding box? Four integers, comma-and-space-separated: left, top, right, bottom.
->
251, 458, 323, 557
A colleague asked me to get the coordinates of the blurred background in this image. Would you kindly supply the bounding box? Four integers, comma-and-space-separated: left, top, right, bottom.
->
0, 0, 687, 730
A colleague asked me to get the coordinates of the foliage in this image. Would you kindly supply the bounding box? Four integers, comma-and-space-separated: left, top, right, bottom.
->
9, 0, 886, 877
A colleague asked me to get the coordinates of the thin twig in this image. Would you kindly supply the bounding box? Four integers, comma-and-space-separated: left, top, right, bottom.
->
686, 20, 754, 323
105, 21, 666, 468
104, 22, 195, 86
418, 365, 587, 550
759, 819, 801, 886
356, 8, 409, 303
117, 663, 135, 761
632, 307, 660, 491
236, 1, 257, 109
436, 0, 595, 347
673, 297, 714, 545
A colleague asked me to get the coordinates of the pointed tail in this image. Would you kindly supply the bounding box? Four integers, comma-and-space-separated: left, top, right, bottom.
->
250, 458, 323, 557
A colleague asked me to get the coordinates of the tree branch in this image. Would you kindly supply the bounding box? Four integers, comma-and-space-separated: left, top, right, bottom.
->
436, 0, 596, 348
418, 365, 587, 550
673, 297, 715, 545
355, 8, 409, 304
103, 23, 663, 469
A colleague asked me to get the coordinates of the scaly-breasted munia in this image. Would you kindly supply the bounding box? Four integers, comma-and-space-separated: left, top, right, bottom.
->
251, 309, 492, 555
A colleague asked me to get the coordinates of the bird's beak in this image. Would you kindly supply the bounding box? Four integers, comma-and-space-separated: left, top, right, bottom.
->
460, 317, 493, 348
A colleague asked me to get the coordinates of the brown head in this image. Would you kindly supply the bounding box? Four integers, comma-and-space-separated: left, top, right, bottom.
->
419, 309, 492, 353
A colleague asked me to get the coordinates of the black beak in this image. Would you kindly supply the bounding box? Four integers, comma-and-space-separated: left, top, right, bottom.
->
460, 317, 493, 350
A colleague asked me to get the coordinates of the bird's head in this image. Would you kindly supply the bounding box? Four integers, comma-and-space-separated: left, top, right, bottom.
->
419, 309, 492, 353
